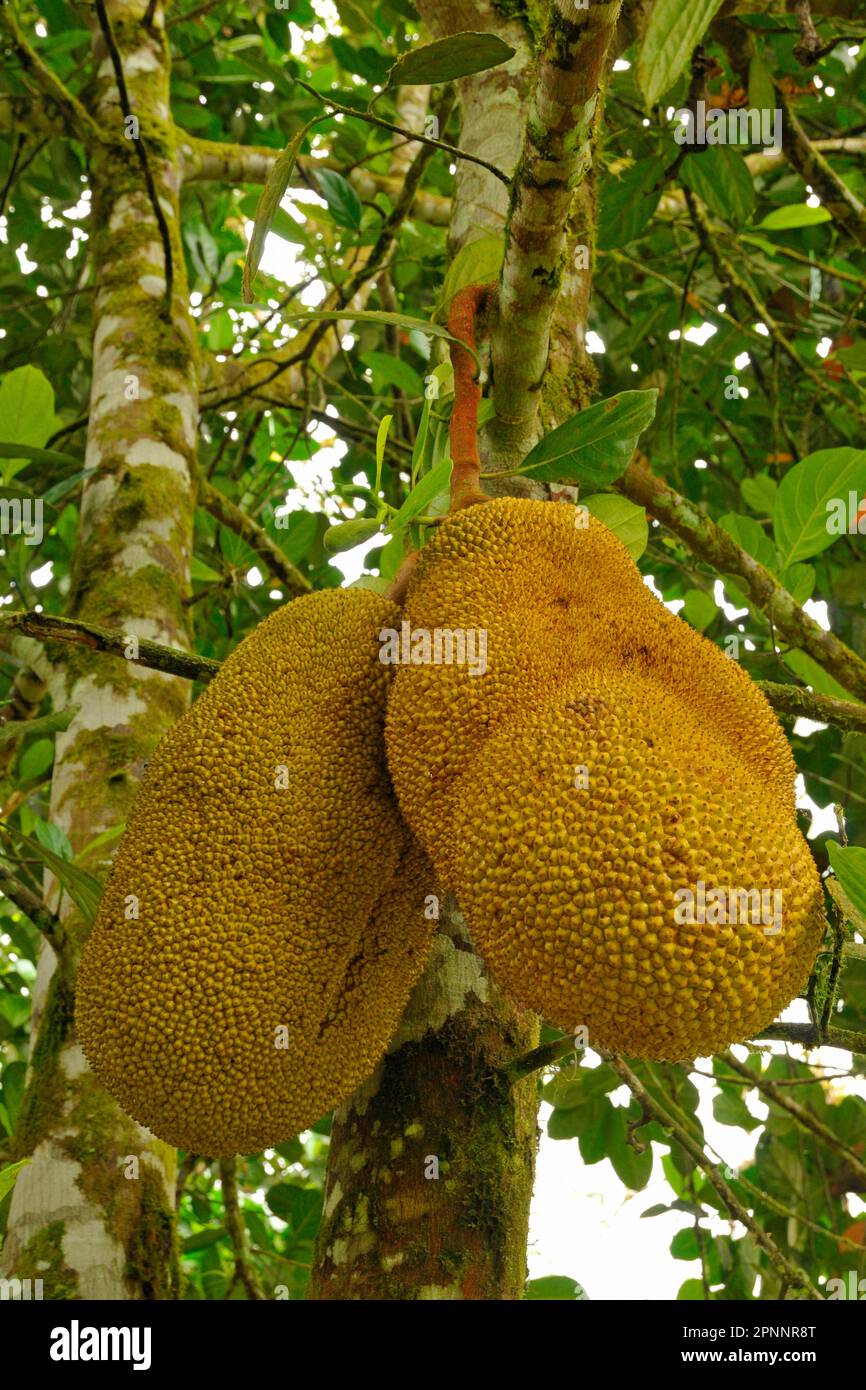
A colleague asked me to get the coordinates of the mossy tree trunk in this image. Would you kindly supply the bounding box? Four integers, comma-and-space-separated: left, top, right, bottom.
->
0, 0, 195, 1300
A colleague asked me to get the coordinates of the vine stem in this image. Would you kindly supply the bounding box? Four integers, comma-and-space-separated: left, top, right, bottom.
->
447, 283, 495, 513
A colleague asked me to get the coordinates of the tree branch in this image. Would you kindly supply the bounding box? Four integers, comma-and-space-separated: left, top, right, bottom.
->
177, 135, 451, 225
776, 87, 866, 247
618, 456, 866, 703
757, 681, 866, 732
197, 481, 311, 597
605, 1053, 823, 1300
0, 7, 101, 144
0, 611, 220, 684
218, 1158, 265, 1301
757, 1022, 866, 1053
0, 862, 65, 954
489, 0, 623, 462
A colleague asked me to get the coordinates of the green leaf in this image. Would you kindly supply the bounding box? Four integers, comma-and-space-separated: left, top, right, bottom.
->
323, 518, 382, 554
682, 588, 717, 632
361, 352, 424, 397
583, 494, 648, 560
5, 826, 103, 923
182, 1228, 228, 1253
435, 235, 503, 319
681, 146, 754, 225
748, 50, 775, 112
242, 123, 311, 302
385, 32, 515, 88
773, 447, 866, 566
238, 193, 306, 245
389, 459, 452, 530
719, 512, 776, 570
779, 562, 815, 606
677, 1278, 707, 1300
18, 738, 54, 782
781, 649, 853, 701
517, 391, 658, 489
740, 472, 777, 514
757, 204, 832, 231
0, 1158, 30, 1205
609, 1129, 654, 1190
0, 442, 78, 468
0, 704, 77, 747
0, 367, 56, 480
266, 1183, 322, 1240
314, 168, 362, 230
671, 1227, 700, 1260
828, 843, 866, 920
597, 157, 666, 250
280, 310, 480, 367
637, 0, 726, 108
524, 1275, 589, 1301
713, 1089, 758, 1130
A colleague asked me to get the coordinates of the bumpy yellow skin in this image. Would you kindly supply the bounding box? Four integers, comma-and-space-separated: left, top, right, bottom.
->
77, 590, 436, 1154
385, 498, 824, 1059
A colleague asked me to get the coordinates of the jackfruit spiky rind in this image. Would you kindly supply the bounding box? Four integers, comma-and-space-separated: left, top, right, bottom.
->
76, 589, 436, 1154
385, 498, 796, 883
450, 672, 824, 1060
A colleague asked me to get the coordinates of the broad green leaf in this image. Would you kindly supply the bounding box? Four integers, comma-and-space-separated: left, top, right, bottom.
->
713, 1090, 758, 1130
524, 1276, 589, 1301
242, 123, 312, 302
18, 738, 54, 782
0, 367, 56, 480
782, 649, 852, 701
677, 1278, 707, 1300
0, 704, 77, 746
583, 493, 648, 559
779, 562, 815, 606
637, 0, 725, 108
740, 472, 777, 514
719, 512, 776, 570
0, 1158, 30, 1205
389, 459, 452, 529
435, 235, 503, 319
0, 442, 78, 468
682, 588, 717, 632
5, 826, 103, 922
517, 391, 658, 488
378, 529, 405, 581
183, 1228, 227, 1253
361, 352, 424, 397
385, 32, 515, 88
323, 517, 381, 553
773, 447, 866, 566
671, 1227, 701, 1260
828, 843, 866, 920
681, 146, 754, 225
836, 342, 866, 374
314, 168, 362, 230
609, 1127, 654, 1190
597, 157, 665, 250
748, 51, 775, 113
757, 204, 832, 231
266, 1182, 321, 1240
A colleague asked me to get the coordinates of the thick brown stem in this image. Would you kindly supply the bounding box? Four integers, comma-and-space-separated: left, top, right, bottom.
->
447, 283, 495, 512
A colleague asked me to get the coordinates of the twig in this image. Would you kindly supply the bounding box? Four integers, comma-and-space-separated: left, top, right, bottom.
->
219, 1158, 265, 1300
605, 1054, 823, 1300
198, 477, 311, 596
757, 1022, 866, 1054
93, 0, 174, 317
776, 86, 866, 248
0, 611, 220, 684
0, 862, 65, 953
617, 457, 866, 703
756, 682, 866, 733
0, 7, 101, 142
502, 1035, 575, 1083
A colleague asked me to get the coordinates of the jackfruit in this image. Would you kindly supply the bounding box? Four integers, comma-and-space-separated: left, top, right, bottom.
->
76, 589, 436, 1154
450, 671, 824, 1058
384, 497, 824, 1058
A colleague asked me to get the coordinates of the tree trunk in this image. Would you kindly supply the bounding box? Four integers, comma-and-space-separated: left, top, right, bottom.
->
0, 0, 194, 1300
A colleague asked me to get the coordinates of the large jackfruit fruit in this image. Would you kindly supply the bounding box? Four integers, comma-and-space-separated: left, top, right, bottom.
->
385, 497, 824, 1059
76, 589, 436, 1154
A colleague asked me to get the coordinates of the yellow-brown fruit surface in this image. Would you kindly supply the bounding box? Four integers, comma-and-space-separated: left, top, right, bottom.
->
450, 672, 824, 1059
384, 496, 823, 1058
76, 589, 436, 1155
386, 497, 796, 883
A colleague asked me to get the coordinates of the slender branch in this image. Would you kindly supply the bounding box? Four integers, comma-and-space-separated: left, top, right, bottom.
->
605, 1054, 823, 1300
617, 457, 866, 703
0, 7, 101, 143
757, 681, 866, 732
0, 862, 65, 953
502, 1035, 575, 1082
489, 0, 623, 460
219, 1158, 265, 1301
447, 284, 493, 512
719, 1050, 866, 1182
776, 87, 866, 247
0, 611, 220, 683
93, 0, 174, 316
756, 1022, 866, 1053
198, 477, 311, 596
292, 76, 511, 186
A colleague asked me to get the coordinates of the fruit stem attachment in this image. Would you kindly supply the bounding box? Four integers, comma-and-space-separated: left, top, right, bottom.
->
447, 283, 495, 513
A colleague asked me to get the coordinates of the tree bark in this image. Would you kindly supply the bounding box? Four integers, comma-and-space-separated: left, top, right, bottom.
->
0, 0, 194, 1300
